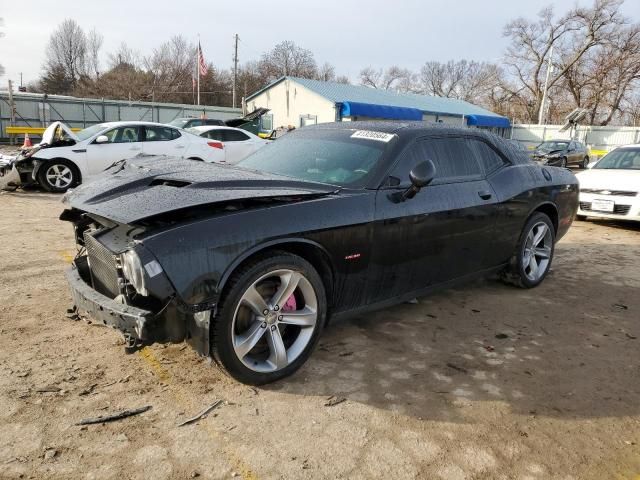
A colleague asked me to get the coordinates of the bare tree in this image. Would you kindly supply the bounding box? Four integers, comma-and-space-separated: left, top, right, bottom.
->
335, 75, 351, 84
144, 35, 195, 102
108, 42, 141, 69
86, 28, 103, 78
359, 66, 415, 91
503, 0, 628, 122
44, 19, 88, 91
316, 62, 336, 82
418, 60, 502, 102
259, 41, 317, 81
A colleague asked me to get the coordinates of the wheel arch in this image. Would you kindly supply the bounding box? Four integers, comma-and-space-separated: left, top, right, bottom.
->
529, 202, 558, 235
33, 157, 82, 184
217, 238, 336, 316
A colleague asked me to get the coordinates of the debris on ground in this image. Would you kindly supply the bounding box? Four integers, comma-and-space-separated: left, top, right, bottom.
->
78, 384, 98, 396
75, 405, 152, 426
446, 362, 468, 374
177, 400, 222, 427
36, 385, 61, 393
613, 303, 629, 310
43, 448, 58, 461
324, 395, 346, 407
626, 333, 637, 340
484, 345, 495, 352
495, 333, 509, 339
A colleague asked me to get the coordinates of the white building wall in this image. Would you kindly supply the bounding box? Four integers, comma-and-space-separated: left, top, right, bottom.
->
247, 79, 337, 129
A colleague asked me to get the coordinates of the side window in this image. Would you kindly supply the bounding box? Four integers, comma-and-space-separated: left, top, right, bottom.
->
468, 139, 507, 174
205, 130, 225, 141
100, 126, 139, 144
568, 141, 575, 150
144, 126, 178, 142
388, 136, 483, 185
223, 130, 250, 142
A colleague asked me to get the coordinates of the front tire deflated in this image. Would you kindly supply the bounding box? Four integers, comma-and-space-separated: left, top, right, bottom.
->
210, 252, 326, 385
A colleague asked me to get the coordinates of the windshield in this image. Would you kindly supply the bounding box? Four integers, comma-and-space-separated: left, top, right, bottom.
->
76, 124, 108, 141
168, 119, 189, 128
537, 141, 568, 151
593, 148, 640, 170
238, 129, 392, 187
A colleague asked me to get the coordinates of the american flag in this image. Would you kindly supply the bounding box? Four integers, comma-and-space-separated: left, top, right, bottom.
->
198, 42, 208, 76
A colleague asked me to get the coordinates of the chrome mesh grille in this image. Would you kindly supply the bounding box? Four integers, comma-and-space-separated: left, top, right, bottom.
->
84, 232, 120, 298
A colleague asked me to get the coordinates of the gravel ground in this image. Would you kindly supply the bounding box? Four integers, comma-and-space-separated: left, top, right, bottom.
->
0, 189, 639, 480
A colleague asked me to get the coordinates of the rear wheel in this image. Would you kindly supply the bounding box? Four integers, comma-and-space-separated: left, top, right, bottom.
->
580, 157, 589, 169
211, 252, 326, 384
37, 159, 79, 193
502, 212, 555, 288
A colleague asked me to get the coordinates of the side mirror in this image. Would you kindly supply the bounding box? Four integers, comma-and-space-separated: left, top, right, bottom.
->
403, 160, 436, 200
95, 135, 109, 144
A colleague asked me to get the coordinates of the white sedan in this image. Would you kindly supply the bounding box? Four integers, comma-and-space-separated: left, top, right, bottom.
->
187, 126, 268, 164
2, 121, 225, 192
576, 144, 640, 222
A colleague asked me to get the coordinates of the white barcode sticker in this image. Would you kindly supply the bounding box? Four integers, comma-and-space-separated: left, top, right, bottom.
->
350, 130, 395, 143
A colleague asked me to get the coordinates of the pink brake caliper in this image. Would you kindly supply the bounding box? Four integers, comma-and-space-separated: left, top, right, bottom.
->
282, 294, 297, 311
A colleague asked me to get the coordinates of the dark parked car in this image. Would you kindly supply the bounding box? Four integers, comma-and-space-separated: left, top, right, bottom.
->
61, 122, 579, 384
531, 139, 590, 168
168, 117, 225, 129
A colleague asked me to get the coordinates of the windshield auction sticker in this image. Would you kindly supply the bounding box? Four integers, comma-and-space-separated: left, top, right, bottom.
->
351, 130, 395, 142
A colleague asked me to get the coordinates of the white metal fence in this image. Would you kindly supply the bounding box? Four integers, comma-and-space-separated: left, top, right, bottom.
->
510, 124, 640, 157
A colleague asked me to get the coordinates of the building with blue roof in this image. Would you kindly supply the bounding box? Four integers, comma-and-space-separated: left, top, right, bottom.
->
245, 76, 510, 134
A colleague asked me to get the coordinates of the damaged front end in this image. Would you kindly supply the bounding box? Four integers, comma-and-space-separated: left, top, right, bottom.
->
61, 208, 210, 354
1, 122, 79, 190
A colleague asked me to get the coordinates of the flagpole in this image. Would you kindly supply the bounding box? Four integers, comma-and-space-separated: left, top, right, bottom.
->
197, 36, 201, 106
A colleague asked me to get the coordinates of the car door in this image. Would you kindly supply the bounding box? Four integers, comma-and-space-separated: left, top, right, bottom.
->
367, 135, 500, 303
84, 125, 143, 176
201, 129, 228, 162
220, 129, 256, 164
142, 126, 187, 157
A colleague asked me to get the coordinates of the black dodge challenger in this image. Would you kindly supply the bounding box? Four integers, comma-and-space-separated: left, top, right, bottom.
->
61, 122, 579, 384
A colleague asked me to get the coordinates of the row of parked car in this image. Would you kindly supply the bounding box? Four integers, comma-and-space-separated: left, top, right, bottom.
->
0, 118, 268, 192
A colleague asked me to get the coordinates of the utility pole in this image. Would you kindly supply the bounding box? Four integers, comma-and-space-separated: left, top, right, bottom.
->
232, 34, 239, 109
538, 46, 554, 125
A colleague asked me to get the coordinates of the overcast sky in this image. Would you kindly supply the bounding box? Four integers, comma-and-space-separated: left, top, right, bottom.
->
1, 0, 639, 88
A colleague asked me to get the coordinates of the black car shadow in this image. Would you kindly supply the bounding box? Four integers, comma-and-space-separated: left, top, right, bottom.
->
266, 241, 639, 422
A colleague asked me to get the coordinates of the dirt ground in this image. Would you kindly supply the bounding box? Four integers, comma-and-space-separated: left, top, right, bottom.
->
0, 187, 639, 480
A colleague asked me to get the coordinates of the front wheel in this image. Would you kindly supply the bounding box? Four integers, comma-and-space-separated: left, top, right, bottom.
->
211, 252, 326, 384
501, 212, 555, 288
37, 159, 79, 192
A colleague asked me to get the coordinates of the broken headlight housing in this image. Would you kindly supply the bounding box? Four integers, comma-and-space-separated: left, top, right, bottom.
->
121, 250, 148, 296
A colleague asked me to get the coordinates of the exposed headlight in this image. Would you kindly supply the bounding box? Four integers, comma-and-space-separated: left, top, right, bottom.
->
122, 250, 148, 296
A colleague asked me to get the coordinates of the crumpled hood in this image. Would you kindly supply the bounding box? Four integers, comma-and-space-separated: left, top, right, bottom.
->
64, 156, 338, 224
41, 121, 79, 145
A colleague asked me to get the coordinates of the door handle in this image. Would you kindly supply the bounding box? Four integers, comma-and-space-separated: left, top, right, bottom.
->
175, 145, 185, 149
478, 190, 492, 200
129, 146, 141, 151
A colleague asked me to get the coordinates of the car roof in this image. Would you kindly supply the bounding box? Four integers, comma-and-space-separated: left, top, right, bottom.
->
189, 125, 238, 132
95, 121, 177, 128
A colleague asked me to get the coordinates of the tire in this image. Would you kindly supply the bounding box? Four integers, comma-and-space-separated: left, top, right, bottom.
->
580, 157, 589, 169
37, 159, 80, 193
501, 212, 555, 289
211, 251, 326, 384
